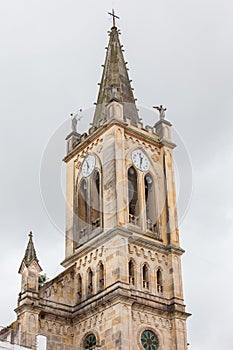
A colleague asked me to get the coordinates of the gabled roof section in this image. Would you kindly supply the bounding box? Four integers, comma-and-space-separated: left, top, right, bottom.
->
93, 26, 140, 127
19, 232, 42, 273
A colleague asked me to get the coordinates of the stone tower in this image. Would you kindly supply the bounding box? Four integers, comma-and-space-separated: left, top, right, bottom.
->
63, 22, 190, 349
2, 18, 190, 350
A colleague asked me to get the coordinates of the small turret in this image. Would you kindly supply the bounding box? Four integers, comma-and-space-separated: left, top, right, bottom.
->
15, 232, 42, 348
18, 232, 42, 294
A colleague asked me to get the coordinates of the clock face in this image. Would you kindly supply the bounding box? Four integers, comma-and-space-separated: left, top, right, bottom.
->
82, 155, 96, 177
132, 149, 149, 171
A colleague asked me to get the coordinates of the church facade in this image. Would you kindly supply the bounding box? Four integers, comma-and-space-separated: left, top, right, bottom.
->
1, 19, 190, 350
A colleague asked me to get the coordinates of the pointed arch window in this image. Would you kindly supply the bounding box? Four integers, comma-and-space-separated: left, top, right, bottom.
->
87, 268, 93, 296
77, 274, 82, 300
156, 268, 163, 293
76, 166, 103, 244
128, 166, 139, 225
97, 262, 104, 292
142, 264, 149, 289
78, 179, 89, 237
145, 174, 158, 234
128, 260, 135, 286
91, 171, 101, 229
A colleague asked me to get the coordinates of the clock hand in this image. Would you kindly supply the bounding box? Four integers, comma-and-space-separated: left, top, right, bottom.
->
140, 154, 142, 167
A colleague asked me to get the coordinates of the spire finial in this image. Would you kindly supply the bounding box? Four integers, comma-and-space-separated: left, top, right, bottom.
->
29, 231, 33, 238
108, 9, 120, 28
153, 105, 167, 120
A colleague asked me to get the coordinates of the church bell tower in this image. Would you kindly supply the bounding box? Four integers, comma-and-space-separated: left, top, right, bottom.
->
63, 16, 190, 350
5, 12, 190, 350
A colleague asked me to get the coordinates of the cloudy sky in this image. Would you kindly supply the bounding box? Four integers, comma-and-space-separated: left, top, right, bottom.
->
0, 0, 233, 349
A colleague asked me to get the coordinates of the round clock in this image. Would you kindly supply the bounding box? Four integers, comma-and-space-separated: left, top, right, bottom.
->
82, 155, 96, 177
132, 149, 150, 171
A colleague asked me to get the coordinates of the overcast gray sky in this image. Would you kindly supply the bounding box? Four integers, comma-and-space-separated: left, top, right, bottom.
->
0, 1, 233, 349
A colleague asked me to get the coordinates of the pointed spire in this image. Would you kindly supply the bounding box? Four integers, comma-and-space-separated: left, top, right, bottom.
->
19, 232, 42, 272
93, 23, 140, 127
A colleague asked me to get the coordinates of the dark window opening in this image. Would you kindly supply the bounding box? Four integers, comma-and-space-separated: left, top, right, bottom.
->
78, 179, 89, 237
91, 171, 101, 229
77, 274, 82, 300
142, 264, 149, 289
87, 269, 93, 296
128, 167, 139, 225
98, 262, 104, 291
157, 269, 163, 293
129, 260, 135, 285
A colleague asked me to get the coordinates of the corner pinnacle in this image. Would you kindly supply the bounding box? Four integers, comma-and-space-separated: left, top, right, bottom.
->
18, 231, 42, 273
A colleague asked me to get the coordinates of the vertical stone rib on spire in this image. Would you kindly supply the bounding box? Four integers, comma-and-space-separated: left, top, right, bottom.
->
93, 26, 139, 127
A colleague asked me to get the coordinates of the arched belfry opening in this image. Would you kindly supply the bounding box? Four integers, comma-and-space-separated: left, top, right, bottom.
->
128, 166, 139, 225
76, 165, 103, 245
91, 170, 101, 229
144, 173, 158, 233
78, 179, 89, 236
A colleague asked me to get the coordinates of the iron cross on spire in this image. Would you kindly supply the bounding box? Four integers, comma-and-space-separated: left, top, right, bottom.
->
108, 9, 120, 27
